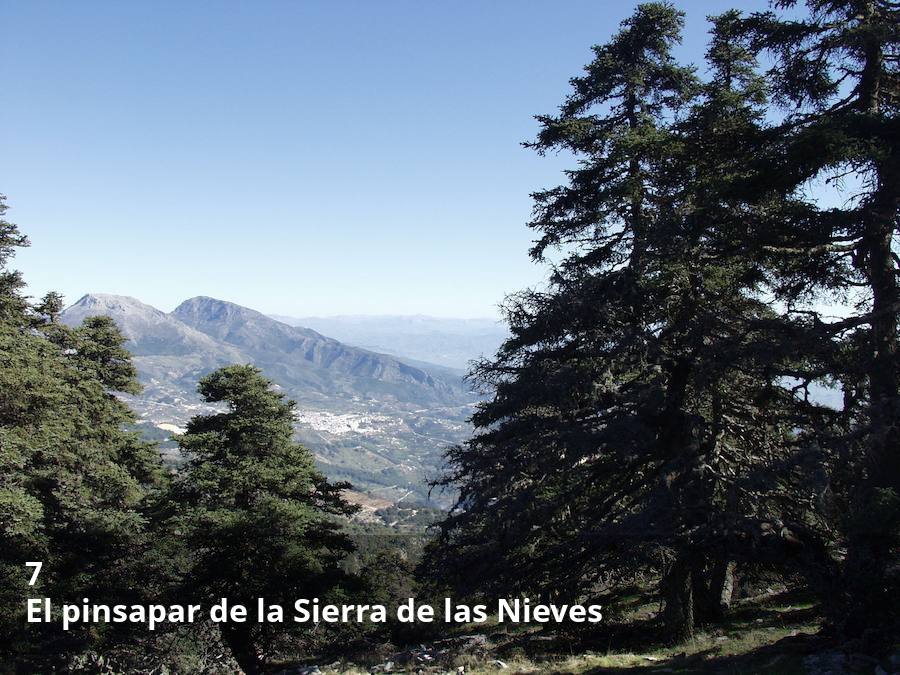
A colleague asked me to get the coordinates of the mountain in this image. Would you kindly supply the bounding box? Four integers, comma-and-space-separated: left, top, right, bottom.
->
61, 294, 477, 505
270, 314, 509, 370
174, 298, 461, 405
62, 293, 243, 359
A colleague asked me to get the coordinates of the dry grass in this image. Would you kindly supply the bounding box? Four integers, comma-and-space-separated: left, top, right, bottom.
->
306, 589, 824, 673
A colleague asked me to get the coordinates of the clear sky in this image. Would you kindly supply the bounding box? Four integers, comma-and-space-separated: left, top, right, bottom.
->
1, 0, 769, 318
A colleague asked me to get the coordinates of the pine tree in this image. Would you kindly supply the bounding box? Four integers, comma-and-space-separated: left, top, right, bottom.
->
0, 195, 29, 324
0, 195, 165, 665
172, 365, 357, 673
427, 0, 695, 612
426, 5, 833, 642
736, 0, 900, 638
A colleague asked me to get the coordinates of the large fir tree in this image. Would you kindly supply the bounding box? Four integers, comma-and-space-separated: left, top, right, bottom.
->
426, 5, 833, 641
0, 194, 165, 666
736, 0, 900, 638
172, 365, 357, 673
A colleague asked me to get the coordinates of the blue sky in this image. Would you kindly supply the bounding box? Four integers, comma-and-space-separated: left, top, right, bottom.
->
1, 0, 769, 318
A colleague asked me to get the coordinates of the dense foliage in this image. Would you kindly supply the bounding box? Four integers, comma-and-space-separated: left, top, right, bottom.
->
427, 0, 898, 647
170, 365, 358, 673
0, 195, 165, 667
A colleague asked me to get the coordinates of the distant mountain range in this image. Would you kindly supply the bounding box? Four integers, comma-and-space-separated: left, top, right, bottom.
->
270, 314, 508, 371
62, 294, 481, 505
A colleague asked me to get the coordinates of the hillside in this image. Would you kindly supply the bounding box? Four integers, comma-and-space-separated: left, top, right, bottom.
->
175, 297, 463, 404
61, 294, 477, 504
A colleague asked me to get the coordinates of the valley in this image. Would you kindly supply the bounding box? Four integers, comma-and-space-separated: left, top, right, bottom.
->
61, 294, 488, 506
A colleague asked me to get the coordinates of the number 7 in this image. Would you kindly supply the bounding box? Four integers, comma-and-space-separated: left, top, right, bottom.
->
26, 562, 42, 586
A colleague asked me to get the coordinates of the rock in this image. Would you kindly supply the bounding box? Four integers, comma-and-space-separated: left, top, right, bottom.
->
492, 660, 508, 669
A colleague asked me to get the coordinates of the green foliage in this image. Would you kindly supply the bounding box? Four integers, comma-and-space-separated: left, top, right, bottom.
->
426, 1, 846, 644
171, 364, 358, 672
0, 195, 29, 321
0, 195, 166, 666
733, 0, 900, 640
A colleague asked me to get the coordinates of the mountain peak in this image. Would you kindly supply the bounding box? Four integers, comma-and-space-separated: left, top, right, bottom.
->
173, 296, 328, 341
61, 293, 243, 359
70, 293, 160, 313
174, 296, 265, 321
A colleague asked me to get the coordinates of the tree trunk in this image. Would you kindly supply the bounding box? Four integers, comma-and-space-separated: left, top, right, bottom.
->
839, 8, 900, 637
861, 154, 900, 514
843, 147, 900, 637
690, 558, 734, 625
842, 168, 900, 634
220, 623, 260, 675
662, 557, 694, 643
714, 560, 736, 611
706, 559, 735, 620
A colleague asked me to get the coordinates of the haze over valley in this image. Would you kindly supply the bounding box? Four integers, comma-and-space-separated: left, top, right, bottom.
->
271, 314, 508, 371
